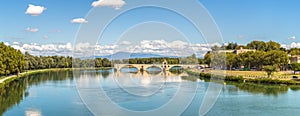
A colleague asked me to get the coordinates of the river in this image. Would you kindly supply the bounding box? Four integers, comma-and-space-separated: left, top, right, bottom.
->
1, 69, 300, 116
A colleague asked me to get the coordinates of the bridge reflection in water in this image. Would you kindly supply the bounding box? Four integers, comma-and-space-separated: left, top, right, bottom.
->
112, 67, 191, 87
114, 60, 207, 71
114, 69, 189, 78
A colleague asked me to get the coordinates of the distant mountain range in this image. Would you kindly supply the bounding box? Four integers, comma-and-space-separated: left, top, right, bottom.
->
95, 52, 179, 60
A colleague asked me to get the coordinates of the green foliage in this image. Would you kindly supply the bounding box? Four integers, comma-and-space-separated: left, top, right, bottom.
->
0, 42, 25, 76
225, 42, 238, 50
185, 70, 244, 82
24, 53, 73, 70
247, 40, 280, 51
289, 48, 300, 55
124, 54, 202, 65
0, 42, 115, 76
204, 53, 211, 65
290, 63, 300, 74
205, 40, 289, 71
263, 66, 278, 77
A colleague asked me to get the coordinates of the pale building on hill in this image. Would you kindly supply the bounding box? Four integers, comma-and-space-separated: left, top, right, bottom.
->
235, 47, 256, 54
289, 55, 300, 64
217, 47, 256, 54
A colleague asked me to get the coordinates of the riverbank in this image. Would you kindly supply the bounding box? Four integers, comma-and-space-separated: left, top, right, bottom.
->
0, 68, 70, 87
0, 67, 113, 87
186, 69, 300, 85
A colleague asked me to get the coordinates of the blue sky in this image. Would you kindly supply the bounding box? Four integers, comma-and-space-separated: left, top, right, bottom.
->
201, 0, 300, 45
0, 0, 92, 44
1, 0, 300, 56
0, 0, 299, 44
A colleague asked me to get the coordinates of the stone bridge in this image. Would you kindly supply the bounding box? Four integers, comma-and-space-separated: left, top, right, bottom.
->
114, 63, 208, 71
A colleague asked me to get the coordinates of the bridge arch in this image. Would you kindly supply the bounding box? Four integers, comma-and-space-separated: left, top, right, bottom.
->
169, 66, 184, 70
145, 65, 163, 72
118, 64, 140, 72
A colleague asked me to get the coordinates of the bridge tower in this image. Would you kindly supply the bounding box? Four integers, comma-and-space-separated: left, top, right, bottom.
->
162, 59, 170, 71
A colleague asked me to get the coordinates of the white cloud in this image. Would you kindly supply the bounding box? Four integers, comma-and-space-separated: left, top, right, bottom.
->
4, 42, 9, 46
6, 40, 217, 57
25, 27, 39, 32
70, 18, 88, 24
290, 42, 300, 48
25, 4, 46, 16
281, 42, 300, 49
122, 40, 214, 57
10, 42, 73, 56
13, 42, 20, 45
118, 41, 131, 45
75, 42, 90, 51
288, 36, 296, 40
92, 0, 126, 10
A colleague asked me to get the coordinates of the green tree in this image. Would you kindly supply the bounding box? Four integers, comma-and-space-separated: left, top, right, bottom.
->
290, 63, 300, 74
102, 58, 111, 67
226, 42, 238, 50
226, 53, 236, 70
266, 41, 280, 51
264, 50, 288, 70
289, 48, 300, 56
247, 41, 266, 51
0, 42, 25, 75
204, 52, 211, 66
264, 65, 278, 78
251, 50, 266, 71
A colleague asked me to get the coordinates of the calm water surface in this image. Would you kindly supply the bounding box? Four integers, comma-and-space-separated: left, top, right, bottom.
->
1, 69, 300, 116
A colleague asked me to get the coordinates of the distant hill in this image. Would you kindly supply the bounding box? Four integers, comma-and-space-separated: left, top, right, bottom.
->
95, 52, 179, 60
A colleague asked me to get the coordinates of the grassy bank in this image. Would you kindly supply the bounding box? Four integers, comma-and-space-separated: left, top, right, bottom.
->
186, 70, 244, 82
186, 70, 300, 85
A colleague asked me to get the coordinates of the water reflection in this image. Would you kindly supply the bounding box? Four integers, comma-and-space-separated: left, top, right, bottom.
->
75, 69, 199, 115
0, 70, 74, 115
25, 108, 42, 116
105, 69, 186, 110
224, 82, 290, 96
2, 69, 300, 115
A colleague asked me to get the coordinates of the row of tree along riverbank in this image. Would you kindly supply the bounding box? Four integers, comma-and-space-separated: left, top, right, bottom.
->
0, 42, 114, 77
204, 41, 300, 71
186, 70, 300, 85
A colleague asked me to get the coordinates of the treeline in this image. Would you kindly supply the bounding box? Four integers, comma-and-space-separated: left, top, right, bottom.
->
0, 42, 113, 76
216, 40, 283, 51
25, 54, 113, 69
205, 40, 292, 71
24, 52, 72, 69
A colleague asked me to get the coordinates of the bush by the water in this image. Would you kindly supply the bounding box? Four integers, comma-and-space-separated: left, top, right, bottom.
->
186, 70, 244, 82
